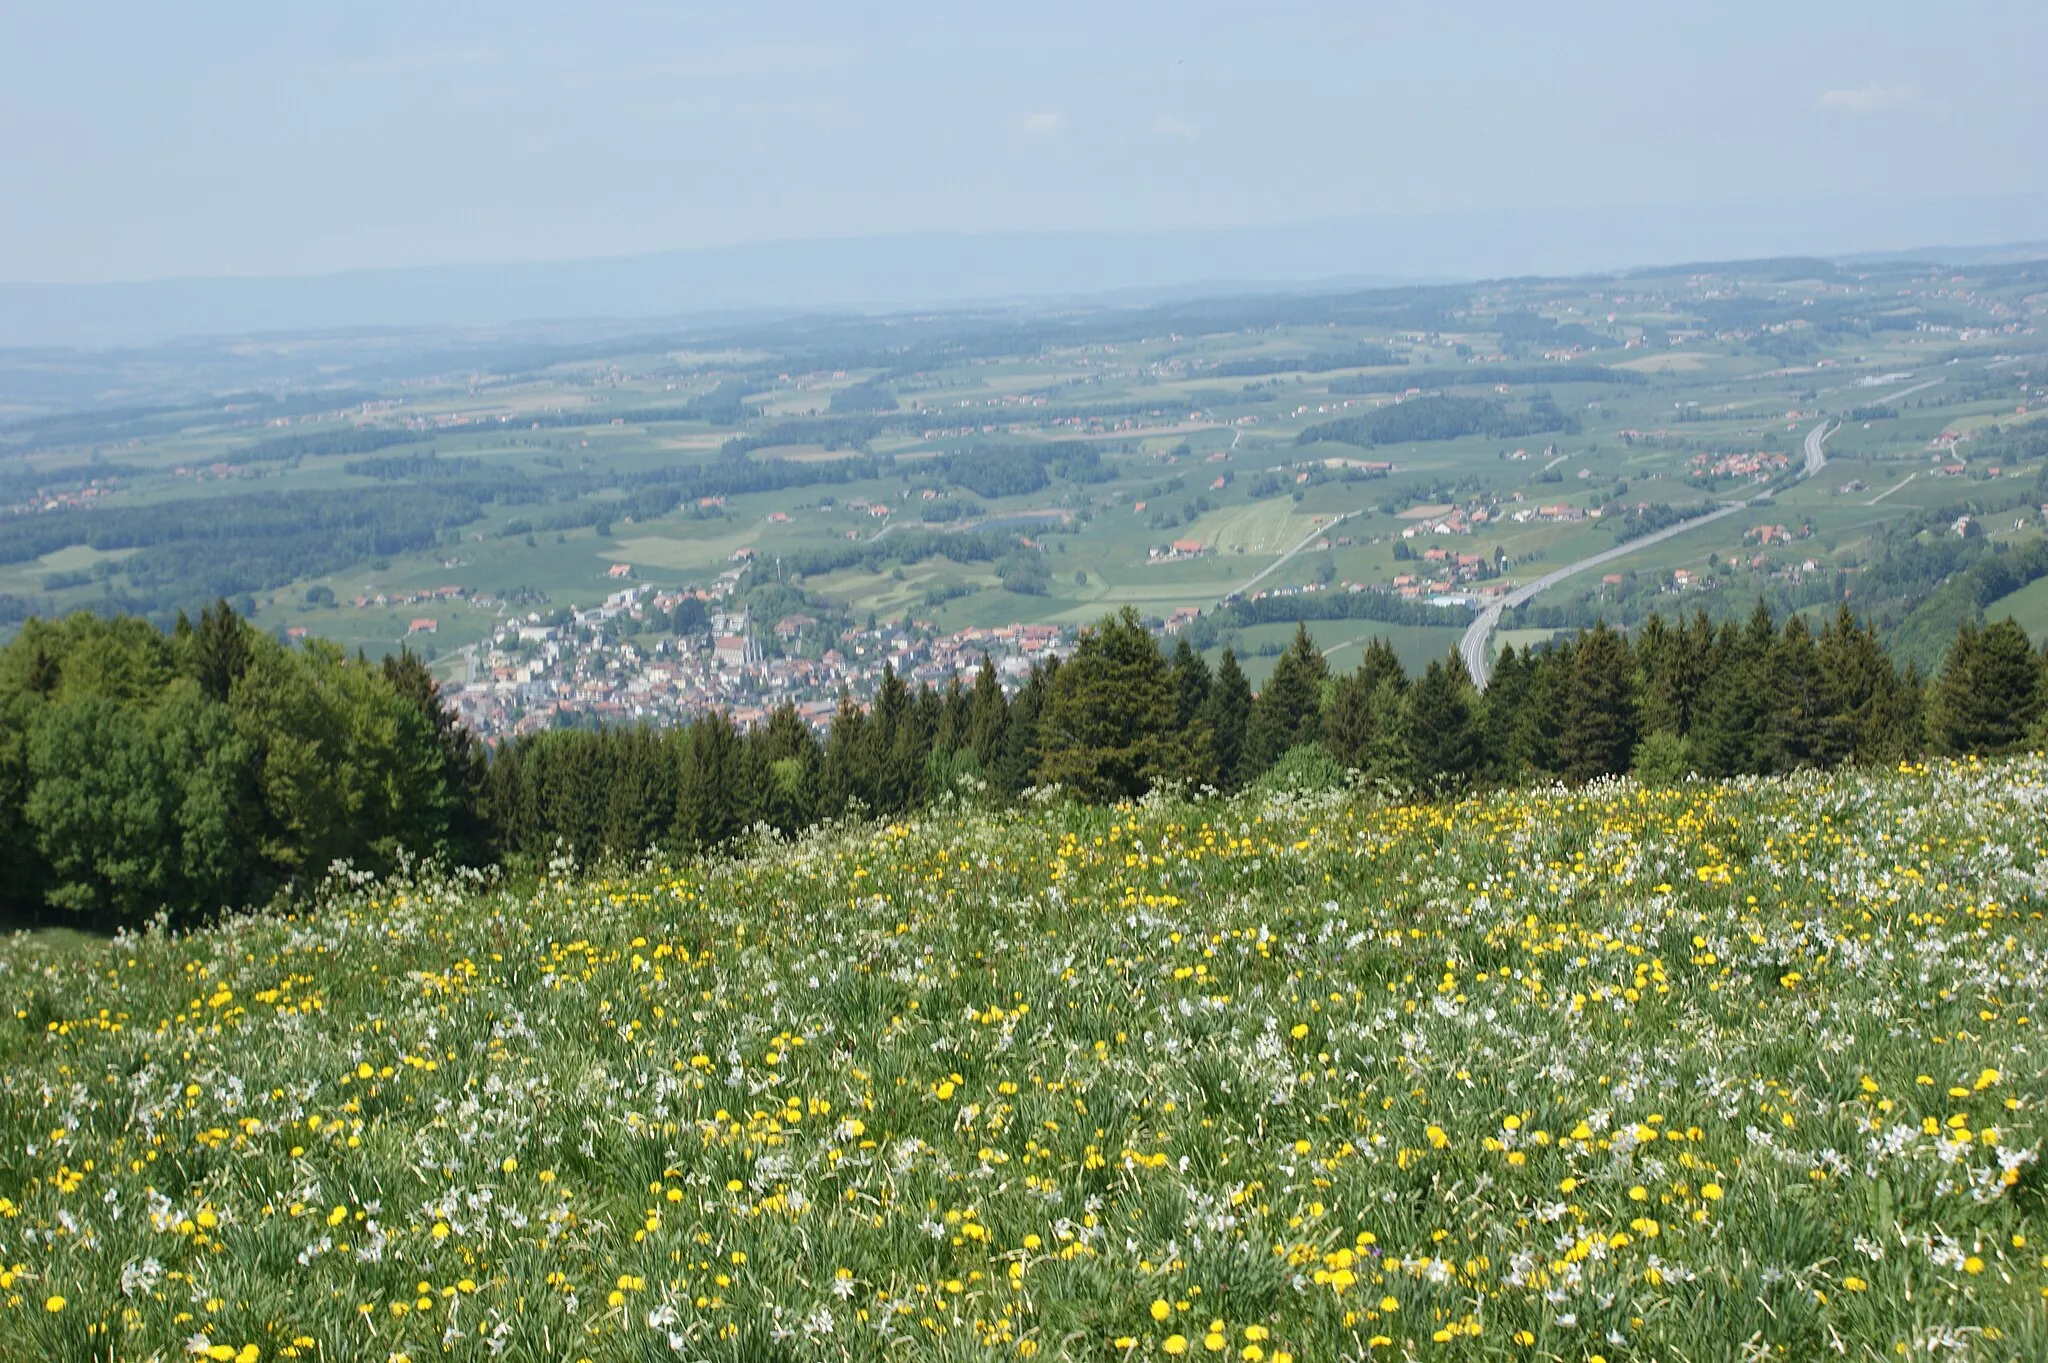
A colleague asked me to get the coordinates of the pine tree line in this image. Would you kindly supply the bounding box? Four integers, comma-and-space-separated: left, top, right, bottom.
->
4, 599, 2045, 926
481, 601, 2048, 866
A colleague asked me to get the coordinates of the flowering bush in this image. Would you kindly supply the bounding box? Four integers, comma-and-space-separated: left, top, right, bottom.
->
0, 757, 2043, 1359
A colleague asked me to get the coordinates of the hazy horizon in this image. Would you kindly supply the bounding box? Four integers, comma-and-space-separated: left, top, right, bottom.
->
5, 190, 2046, 351
5, 0, 2043, 290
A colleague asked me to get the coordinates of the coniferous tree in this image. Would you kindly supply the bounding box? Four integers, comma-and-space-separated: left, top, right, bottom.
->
1322, 667, 1376, 771
1170, 638, 1210, 723
1692, 617, 1767, 777
754, 702, 823, 834
1512, 639, 1572, 776
913, 682, 944, 758
966, 655, 1009, 773
1036, 608, 1183, 801
1633, 612, 1711, 740
1405, 653, 1483, 792
1478, 643, 1531, 781
823, 691, 871, 814
1932, 619, 2045, 755
1169, 638, 1217, 785
892, 682, 935, 813
1361, 675, 1415, 787
383, 649, 490, 860
676, 711, 747, 850
595, 726, 678, 856
865, 665, 918, 815
191, 598, 254, 703
1202, 648, 1253, 792
935, 673, 971, 755
1813, 605, 1907, 765
1325, 638, 1411, 775
1354, 636, 1408, 698
1244, 623, 1328, 777
994, 657, 1055, 797
1558, 622, 1636, 781
1759, 615, 1827, 773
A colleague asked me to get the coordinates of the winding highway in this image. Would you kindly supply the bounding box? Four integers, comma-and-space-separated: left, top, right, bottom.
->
1459, 418, 1835, 688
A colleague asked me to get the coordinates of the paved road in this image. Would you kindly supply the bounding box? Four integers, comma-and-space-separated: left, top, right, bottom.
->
1876, 376, 1944, 404
1800, 412, 1832, 478
1459, 418, 1834, 688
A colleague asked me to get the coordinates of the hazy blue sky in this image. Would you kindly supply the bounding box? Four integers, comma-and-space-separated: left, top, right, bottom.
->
3, 0, 2042, 283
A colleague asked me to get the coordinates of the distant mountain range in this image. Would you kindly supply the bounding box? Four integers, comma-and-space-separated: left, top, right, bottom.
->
4, 191, 2044, 350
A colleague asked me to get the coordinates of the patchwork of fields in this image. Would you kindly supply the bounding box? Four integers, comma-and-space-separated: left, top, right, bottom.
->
2, 759, 2044, 1359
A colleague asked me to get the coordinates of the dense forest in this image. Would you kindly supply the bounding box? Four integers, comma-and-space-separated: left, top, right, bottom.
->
3, 595, 2044, 930
1297, 394, 1580, 448
0, 448, 900, 624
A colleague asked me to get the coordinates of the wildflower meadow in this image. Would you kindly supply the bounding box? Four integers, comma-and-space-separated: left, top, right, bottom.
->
1, 758, 2044, 1361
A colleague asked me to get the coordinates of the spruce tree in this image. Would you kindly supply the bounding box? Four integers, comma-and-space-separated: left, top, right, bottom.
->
192, 598, 253, 703
1511, 640, 1571, 777
1323, 667, 1376, 771
754, 703, 822, 835
1478, 643, 1530, 780
1355, 636, 1407, 696
676, 712, 746, 851
1362, 675, 1415, 787
822, 691, 870, 814
1633, 612, 1709, 739
866, 666, 918, 815
1558, 622, 1636, 781
1814, 605, 1904, 764
1170, 638, 1212, 729
1405, 653, 1483, 792
382, 649, 489, 860
1035, 608, 1184, 801
995, 658, 1053, 797
1692, 618, 1766, 777
1760, 614, 1826, 773
936, 673, 971, 755
1244, 623, 1327, 777
1202, 648, 1253, 792
1169, 638, 1217, 785
1933, 618, 2044, 755
967, 655, 1010, 774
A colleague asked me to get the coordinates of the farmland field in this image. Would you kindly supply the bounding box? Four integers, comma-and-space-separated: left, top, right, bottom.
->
3, 255, 2043, 713
2, 759, 2044, 1360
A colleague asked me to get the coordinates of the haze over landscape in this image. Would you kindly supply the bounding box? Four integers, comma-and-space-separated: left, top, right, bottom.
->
3, 5, 2048, 1362
5, 1, 2047, 343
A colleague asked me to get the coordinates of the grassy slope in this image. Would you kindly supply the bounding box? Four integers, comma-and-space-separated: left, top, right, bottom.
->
1, 762, 2045, 1360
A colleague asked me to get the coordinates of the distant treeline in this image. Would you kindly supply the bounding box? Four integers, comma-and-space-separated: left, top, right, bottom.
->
229, 427, 423, 465
0, 486, 506, 615
0, 449, 887, 623
922, 442, 1115, 498
827, 380, 899, 413
5, 598, 2045, 927
1327, 362, 1645, 395
1179, 591, 1473, 652
484, 600, 2046, 871
1207, 346, 1401, 378
1297, 394, 1580, 448
0, 390, 377, 457
743, 529, 1014, 582
1491, 309, 1610, 350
